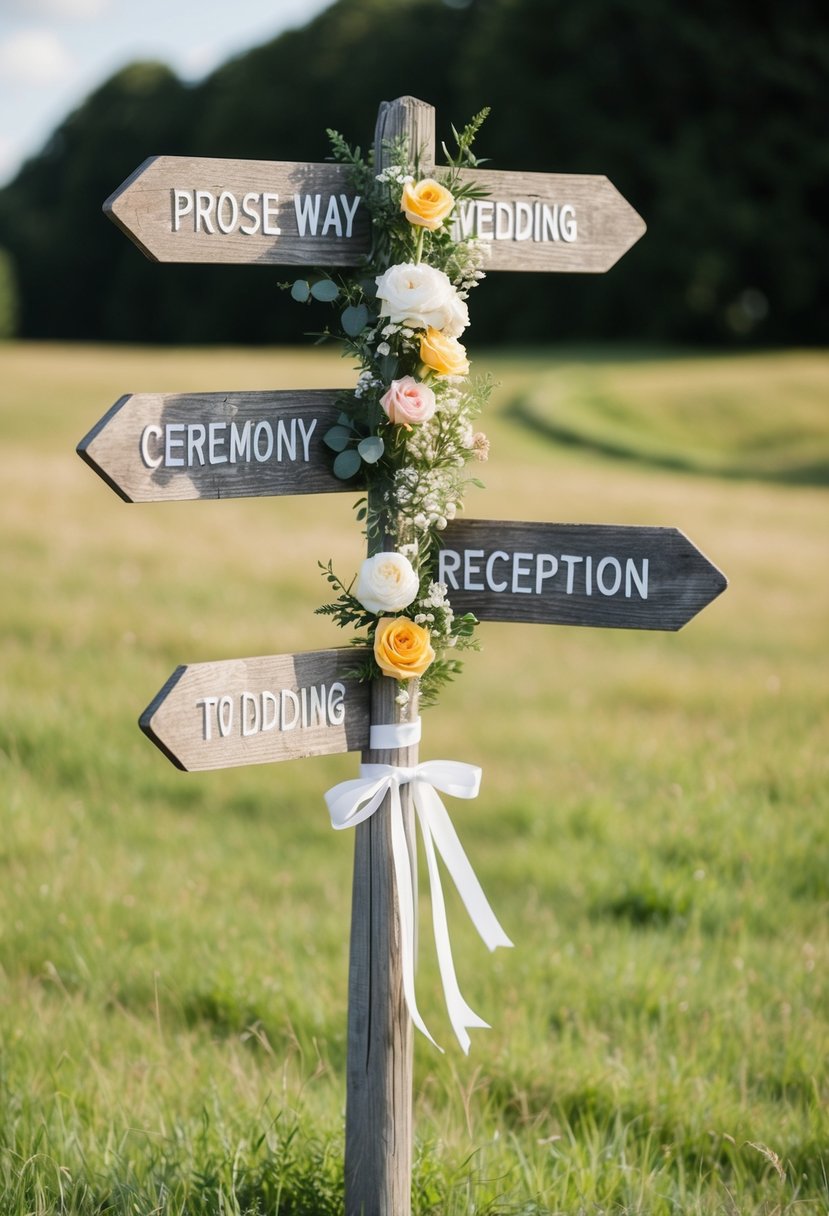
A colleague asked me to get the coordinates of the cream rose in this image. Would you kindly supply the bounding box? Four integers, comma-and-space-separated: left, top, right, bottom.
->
355, 552, 420, 614
374, 617, 435, 680
380, 376, 437, 428
420, 327, 470, 378
375, 263, 468, 337
401, 178, 455, 231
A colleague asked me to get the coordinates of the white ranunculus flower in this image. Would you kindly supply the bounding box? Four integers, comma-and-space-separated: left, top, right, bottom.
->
375, 263, 469, 338
355, 551, 420, 614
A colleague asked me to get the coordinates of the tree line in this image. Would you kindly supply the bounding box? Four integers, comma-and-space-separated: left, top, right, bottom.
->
0, 0, 824, 346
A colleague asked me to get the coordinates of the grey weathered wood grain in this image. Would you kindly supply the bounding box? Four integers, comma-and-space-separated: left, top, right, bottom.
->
104, 156, 370, 265
77, 390, 360, 502
455, 167, 646, 272
103, 148, 644, 274
344, 95, 434, 1216
439, 520, 727, 631
139, 648, 370, 772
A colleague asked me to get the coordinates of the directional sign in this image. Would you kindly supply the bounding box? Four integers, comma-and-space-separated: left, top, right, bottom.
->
104, 156, 644, 273
438, 520, 727, 631
140, 647, 371, 772
104, 157, 370, 266
77, 390, 358, 502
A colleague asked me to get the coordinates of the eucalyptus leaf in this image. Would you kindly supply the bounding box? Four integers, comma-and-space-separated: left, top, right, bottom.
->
333, 448, 362, 480
290, 279, 310, 302
341, 303, 369, 337
378, 354, 398, 383
323, 425, 352, 452
357, 435, 384, 464
310, 279, 340, 302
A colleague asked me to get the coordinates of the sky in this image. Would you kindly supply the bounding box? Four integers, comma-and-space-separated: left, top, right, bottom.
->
0, 0, 334, 186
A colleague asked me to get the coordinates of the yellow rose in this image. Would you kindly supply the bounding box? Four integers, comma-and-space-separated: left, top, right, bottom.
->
400, 178, 455, 231
374, 617, 435, 680
420, 327, 470, 378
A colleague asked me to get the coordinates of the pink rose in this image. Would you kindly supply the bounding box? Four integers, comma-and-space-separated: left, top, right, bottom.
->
380, 376, 437, 428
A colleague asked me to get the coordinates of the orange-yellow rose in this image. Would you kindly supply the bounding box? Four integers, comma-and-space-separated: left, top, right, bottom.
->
420, 327, 470, 378
401, 178, 455, 231
374, 617, 435, 680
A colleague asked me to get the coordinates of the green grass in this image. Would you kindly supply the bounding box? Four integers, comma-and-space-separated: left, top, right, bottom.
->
0, 341, 827, 1213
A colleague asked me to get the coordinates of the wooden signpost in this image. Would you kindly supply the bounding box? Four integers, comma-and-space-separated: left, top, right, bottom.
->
104, 158, 645, 273
82, 95, 724, 1216
78, 389, 352, 502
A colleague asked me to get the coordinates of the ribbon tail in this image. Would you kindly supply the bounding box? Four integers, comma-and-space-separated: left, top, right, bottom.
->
413, 786, 491, 1055
418, 782, 513, 952
388, 782, 441, 1052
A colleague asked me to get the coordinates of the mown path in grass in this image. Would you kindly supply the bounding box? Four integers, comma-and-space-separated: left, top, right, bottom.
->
0, 342, 827, 1214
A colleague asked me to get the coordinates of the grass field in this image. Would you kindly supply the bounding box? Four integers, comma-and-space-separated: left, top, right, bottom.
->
0, 341, 827, 1214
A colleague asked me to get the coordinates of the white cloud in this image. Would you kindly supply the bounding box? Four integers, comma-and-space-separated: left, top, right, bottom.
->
0, 29, 74, 86
12, 0, 110, 17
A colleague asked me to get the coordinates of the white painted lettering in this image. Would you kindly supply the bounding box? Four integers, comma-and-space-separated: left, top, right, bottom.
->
240, 192, 261, 235
542, 203, 560, 242
310, 684, 326, 727
294, 193, 321, 237
476, 200, 494, 239
187, 423, 206, 467
596, 556, 622, 596
339, 193, 361, 238
515, 201, 533, 241
262, 193, 280, 236
173, 189, 193, 232
321, 194, 343, 237
560, 554, 583, 594
561, 204, 577, 242
535, 553, 558, 594
241, 691, 259, 736
140, 424, 163, 470
297, 416, 316, 462
281, 689, 299, 731
464, 548, 485, 591
261, 690, 278, 732
585, 554, 593, 595
328, 682, 345, 725
165, 423, 185, 467
196, 696, 217, 741
253, 420, 274, 462
511, 552, 534, 594
625, 557, 648, 599
216, 190, 239, 235
217, 695, 233, 737
485, 550, 509, 592
208, 422, 227, 464
195, 190, 215, 234
438, 549, 461, 590
495, 201, 514, 240
230, 420, 252, 463
276, 418, 297, 462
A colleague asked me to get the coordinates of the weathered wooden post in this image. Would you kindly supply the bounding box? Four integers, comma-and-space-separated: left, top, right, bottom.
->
79, 91, 727, 1216
344, 95, 434, 1216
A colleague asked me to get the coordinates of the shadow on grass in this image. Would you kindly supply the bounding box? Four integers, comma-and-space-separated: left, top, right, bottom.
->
506, 399, 829, 487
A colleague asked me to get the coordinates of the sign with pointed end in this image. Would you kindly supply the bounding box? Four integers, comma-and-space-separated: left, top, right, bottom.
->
438, 520, 727, 631
104, 156, 645, 274
140, 648, 371, 772
77, 389, 359, 503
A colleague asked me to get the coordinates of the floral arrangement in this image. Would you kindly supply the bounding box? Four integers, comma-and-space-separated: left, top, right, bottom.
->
287, 112, 492, 708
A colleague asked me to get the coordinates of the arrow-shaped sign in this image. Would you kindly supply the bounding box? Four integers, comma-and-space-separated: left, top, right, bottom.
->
104, 156, 645, 273
140, 647, 371, 771
77, 389, 356, 502
439, 520, 727, 631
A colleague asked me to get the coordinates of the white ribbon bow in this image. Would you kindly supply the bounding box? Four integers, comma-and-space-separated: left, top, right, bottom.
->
325, 739, 512, 1053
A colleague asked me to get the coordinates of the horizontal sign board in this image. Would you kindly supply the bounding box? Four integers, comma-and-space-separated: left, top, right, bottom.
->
104, 157, 370, 266
439, 520, 726, 631
140, 647, 371, 772
77, 390, 356, 502
104, 156, 644, 273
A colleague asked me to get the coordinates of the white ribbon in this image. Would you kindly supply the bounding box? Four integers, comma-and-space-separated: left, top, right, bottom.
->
325, 722, 512, 1053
